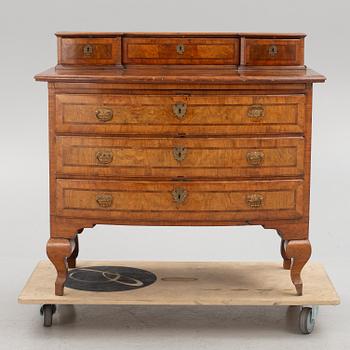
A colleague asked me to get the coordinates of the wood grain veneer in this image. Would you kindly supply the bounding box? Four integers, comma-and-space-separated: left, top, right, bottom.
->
35, 32, 325, 296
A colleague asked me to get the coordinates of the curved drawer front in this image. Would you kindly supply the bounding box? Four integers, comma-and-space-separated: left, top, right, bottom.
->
55, 94, 305, 135
57, 179, 304, 222
57, 136, 305, 178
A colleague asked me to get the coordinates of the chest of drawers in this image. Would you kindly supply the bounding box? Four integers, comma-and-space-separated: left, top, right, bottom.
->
35, 32, 325, 296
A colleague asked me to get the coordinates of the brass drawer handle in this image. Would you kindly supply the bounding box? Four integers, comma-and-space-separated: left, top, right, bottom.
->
247, 105, 265, 121
176, 43, 185, 55
246, 194, 264, 208
268, 45, 278, 57
96, 150, 113, 164
172, 102, 187, 119
246, 151, 264, 166
96, 108, 113, 122
96, 194, 113, 208
83, 44, 93, 56
172, 187, 187, 204
173, 146, 187, 162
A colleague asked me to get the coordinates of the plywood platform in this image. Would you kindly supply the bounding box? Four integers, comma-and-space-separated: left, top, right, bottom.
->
18, 261, 340, 306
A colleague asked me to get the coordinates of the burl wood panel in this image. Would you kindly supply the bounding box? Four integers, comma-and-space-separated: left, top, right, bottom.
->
58, 37, 121, 65
56, 179, 304, 222
56, 136, 305, 179
123, 37, 239, 65
55, 94, 306, 135
241, 38, 304, 66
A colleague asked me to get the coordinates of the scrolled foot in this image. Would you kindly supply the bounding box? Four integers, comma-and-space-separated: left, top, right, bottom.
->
47, 238, 75, 296
67, 235, 79, 268
280, 239, 291, 270
285, 239, 312, 296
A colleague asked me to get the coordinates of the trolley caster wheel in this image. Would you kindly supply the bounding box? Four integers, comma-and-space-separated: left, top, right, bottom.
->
40, 304, 57, 327
299, 306, 318, 334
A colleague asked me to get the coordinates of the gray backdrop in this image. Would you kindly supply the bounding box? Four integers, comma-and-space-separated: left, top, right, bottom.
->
0, 0, 349, 349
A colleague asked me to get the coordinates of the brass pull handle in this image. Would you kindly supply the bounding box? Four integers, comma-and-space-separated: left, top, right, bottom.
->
172, 188, 187, 204
268, 45, 278, 57
176, 43, 185, 55
96, 108, 113, 122
96, 150, 113, 164
83, 44, 93, 56
96, 194, 113, 208
246, 151, 264, 167
172, 102, 187, 119
247, 105, 265, 121
246, 194, 264, 208
173, 146, 187, 162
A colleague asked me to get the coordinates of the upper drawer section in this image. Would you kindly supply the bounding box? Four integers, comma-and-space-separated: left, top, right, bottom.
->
123, 37, 239, 65
55, 94, 306, 135
58, 37, 121, 65
241, 38, 304, 66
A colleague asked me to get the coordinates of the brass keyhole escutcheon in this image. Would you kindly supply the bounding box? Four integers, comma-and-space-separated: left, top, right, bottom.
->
83, 44, 93, 56
247, 105, 265, 121
172, 188, 187, 204
96, 150, 114, 165
268, 45, 278, 57
96, 194, 113, 208
246, 194, 264, 208
172, 102, 187, 119
173, 146, 187, 162
176, 43, 185, 55
246, 151, 265, 167
95, 108, 114, 122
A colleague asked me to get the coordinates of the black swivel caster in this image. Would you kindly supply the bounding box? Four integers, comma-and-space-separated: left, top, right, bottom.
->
299, 306, 318, 334
40, 304, 57, 327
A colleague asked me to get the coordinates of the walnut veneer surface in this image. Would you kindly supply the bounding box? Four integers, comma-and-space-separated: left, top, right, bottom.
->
35, 32, 325, 296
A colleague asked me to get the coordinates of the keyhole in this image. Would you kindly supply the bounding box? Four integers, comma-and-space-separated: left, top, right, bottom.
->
268, 45, 278, 57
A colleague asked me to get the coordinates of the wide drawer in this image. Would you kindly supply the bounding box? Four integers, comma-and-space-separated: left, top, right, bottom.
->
55, 94, 305, 135
56, 136, 305, 178
56, 179, 304, 222
123, 37, 239, 65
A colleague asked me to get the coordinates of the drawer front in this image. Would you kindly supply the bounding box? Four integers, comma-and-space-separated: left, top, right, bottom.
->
57, 179, 304, 222
123, 37, 239, 65
55, 94, 305, 135
58, 37, 121, 65
242, 39, 304, 66
57, 136, 305, 178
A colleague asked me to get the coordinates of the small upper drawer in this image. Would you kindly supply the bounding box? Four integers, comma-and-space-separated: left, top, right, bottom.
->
241, 38, 304, 66
123, 37, 239, 65
58, 37, 121, 65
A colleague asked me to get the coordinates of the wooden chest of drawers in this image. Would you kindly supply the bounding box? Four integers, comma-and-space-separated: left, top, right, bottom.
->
35, 32, 325, 296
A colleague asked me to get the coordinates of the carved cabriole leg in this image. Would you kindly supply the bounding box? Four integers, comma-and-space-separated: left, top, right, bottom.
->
67, 235, 79, 268
47, 238, 75, 296
280, 239, 291, 270
67, 229, 83, 268
263, 222, 311, 295
285, 240, 312, 296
